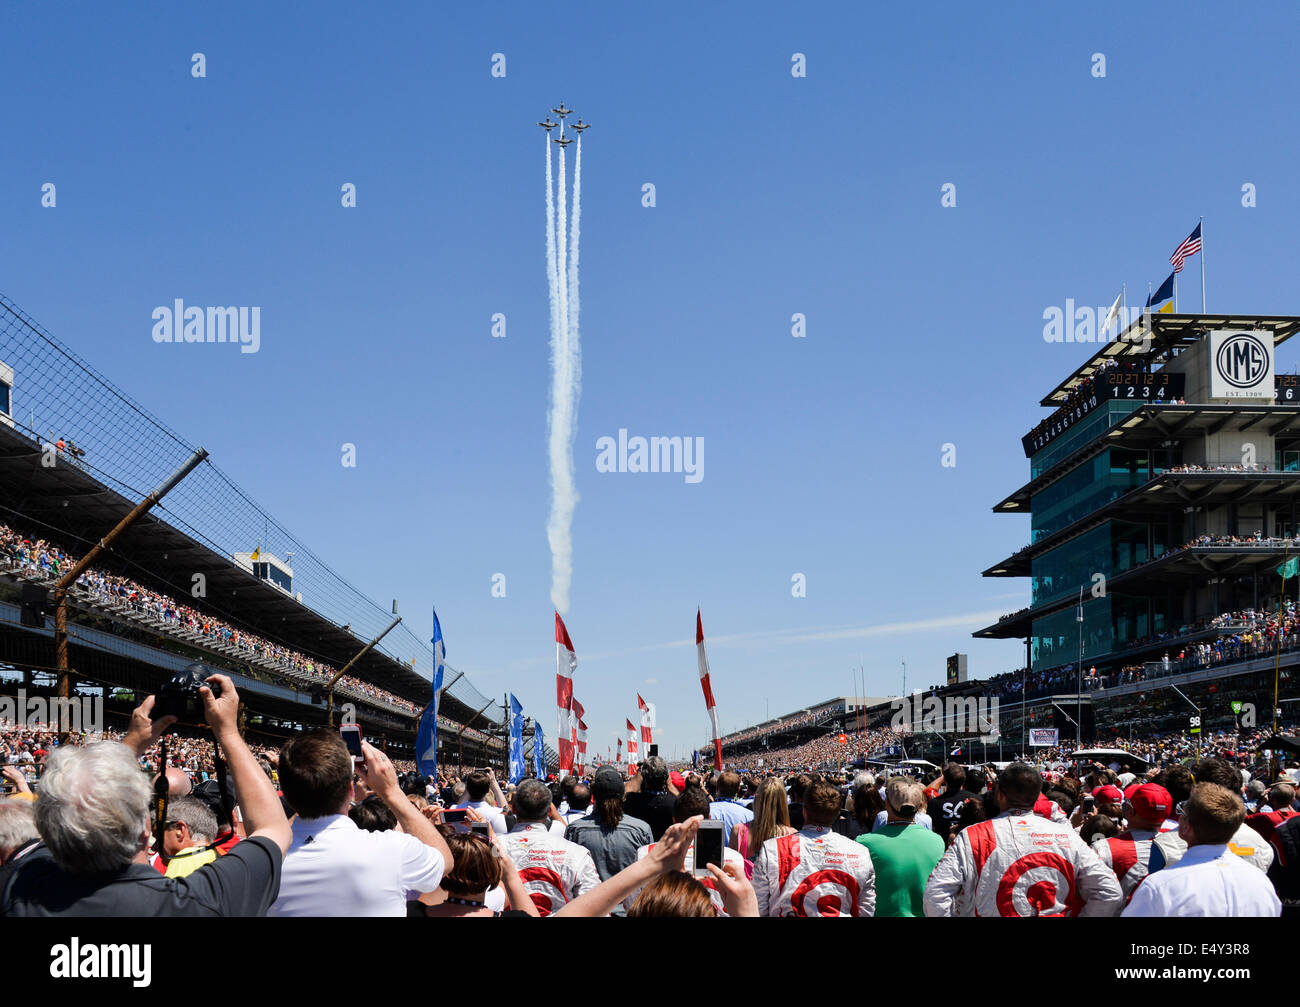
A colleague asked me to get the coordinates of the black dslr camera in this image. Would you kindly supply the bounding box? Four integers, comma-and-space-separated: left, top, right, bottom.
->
152, 661, 221, 723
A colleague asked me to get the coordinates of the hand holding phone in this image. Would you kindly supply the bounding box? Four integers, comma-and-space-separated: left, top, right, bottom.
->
692, 820, 725, 878
340, 724, 364, 761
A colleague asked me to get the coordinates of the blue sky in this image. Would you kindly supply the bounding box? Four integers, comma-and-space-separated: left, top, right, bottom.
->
2, 2, 1297, 760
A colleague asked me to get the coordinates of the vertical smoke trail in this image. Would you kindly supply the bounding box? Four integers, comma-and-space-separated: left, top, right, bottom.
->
567, 135, 582, 401
544, 135, 560, 358
546, 134, 580, 614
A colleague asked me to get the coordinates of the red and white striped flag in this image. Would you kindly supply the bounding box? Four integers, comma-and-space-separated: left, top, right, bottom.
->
697, 609, 723, 770
577, 718, 588, 774
616, 738, 623, 763
626, 718, 639, 760
1170, 222, 1202, 273
571, 698, 585, 773
555, 613, 577, 774
637, 694, 654, 746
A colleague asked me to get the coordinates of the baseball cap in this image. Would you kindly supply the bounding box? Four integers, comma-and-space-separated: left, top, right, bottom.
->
669, 770, 686, 791
592, 766, 625, 799
1127, 783, 1172, 821
1123, 783, 1142, 801
1092, 785, 1123, 803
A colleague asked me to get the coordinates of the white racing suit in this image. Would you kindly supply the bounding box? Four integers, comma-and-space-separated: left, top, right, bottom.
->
500, 822, 602, 916
752, 825, 876, 917
1091, 828, 1160, 913
924, 810, 1122, 917
1151, 820, 1272, 874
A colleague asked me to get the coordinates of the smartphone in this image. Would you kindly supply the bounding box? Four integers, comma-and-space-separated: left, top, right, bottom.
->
692, 820, 725, 878
1082, 795, 1095, 811
469, 821, 492, 838
442, 808, 468, 823
340, 724, 364, 760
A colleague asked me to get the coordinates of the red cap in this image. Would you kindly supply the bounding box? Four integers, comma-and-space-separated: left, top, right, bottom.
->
1127, 783, 1172, 821
1123, 783, 1142, 801
670, 770, 686, 791
1092, 785, 1123, 804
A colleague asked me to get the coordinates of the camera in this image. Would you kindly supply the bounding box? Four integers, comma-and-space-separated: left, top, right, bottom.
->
152, 662, 222, 723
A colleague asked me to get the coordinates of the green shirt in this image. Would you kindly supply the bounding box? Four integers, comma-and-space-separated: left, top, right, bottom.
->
856, 822, 946, 917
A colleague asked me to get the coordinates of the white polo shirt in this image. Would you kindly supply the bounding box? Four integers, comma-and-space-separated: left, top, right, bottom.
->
452, 799, 509, 835
270, 814, 445, 917
1123, 844, 1281, 918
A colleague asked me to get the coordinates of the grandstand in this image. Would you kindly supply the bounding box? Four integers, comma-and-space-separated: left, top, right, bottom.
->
715, 695, 893, 762
0, 294, 555, 772
970, 313, 1300, 752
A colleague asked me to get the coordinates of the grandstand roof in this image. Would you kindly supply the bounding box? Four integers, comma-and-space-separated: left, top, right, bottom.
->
996, 404, 1300, 514
983, 471, 1300, 580
0, 293, 505, 731
1039, 314, 1300, 407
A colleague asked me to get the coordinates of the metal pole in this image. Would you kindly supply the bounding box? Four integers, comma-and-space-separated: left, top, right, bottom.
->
1077, 588, 1084, 748
54, 447, 208, 738
455, 698, 497, 769
327, 614, 403, 726
1200, 216, 1206, 312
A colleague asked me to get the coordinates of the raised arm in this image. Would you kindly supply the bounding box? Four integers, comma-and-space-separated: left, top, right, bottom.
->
200, 675, 290, 856
554, 816, 701, 917
358, 740, 453, 869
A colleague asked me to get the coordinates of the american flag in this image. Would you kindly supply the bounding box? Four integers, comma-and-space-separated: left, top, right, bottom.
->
1170, 222, 1202, 273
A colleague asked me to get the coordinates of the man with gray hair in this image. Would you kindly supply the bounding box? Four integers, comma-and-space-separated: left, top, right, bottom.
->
159, 795, 219, 879
1, 675, 291, 916
501, 778, 601, 915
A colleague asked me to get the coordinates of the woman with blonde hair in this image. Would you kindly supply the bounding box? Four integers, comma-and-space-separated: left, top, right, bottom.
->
729, 777, 795, 869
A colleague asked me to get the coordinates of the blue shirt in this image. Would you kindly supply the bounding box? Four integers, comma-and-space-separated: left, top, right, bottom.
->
709, 799, 754, 845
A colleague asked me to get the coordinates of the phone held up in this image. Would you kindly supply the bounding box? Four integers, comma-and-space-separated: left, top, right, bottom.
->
340, 723, 364, 763
692, 820, 724, 878
469, 821, 492, 838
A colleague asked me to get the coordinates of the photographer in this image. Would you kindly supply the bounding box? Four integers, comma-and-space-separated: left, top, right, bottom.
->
1, 674, 291, 916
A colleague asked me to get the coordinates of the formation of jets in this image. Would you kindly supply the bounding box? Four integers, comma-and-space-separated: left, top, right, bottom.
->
537, 102, 590, 144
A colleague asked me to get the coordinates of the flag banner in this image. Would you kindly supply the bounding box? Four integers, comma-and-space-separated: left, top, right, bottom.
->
637, 693, 655, 746
571, 697, 584, 770
577, 718, 588, 775
417, 607, 447, 778
696, 609, 723, 770
1170, 222, 1203, 273
508, 694, 526, 784
1279, 557, 1299, 580
1147, 271, 1174, 308
555, 613, 577, 774
1100, 290, 1122, 339
533, 721, 546, 779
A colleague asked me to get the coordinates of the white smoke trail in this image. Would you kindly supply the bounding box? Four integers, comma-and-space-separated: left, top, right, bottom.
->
544, 135, 560, 361
546, 134, 580, 614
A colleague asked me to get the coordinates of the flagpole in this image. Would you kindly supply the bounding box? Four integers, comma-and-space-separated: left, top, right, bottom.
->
1200, 216, 1206, 313
1174, 272, 1178, 312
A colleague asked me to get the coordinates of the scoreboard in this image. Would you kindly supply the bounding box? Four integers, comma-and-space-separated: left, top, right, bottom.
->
947, 653, 967, 686
1023, 372, 1187, 456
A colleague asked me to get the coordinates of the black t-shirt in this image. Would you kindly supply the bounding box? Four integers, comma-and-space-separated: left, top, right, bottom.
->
623, 790, 677, 841
927, 789, 978, 843
1, 835, 282, 917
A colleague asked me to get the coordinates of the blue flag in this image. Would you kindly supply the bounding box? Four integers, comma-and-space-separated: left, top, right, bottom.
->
533, 722, 546, 779
417, 607, 447, 779
509, 694, 526, 784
